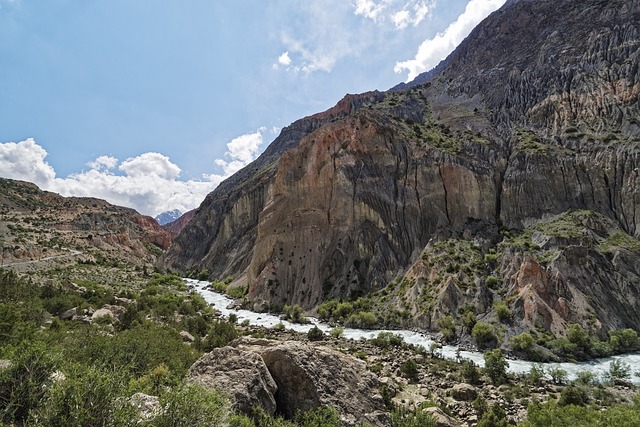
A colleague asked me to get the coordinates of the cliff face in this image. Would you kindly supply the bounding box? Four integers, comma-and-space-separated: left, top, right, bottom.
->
162, 0, 640, 338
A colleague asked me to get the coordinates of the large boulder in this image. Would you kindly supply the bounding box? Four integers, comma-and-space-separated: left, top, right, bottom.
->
257, 341, 386, 425
187, 346, 278, 415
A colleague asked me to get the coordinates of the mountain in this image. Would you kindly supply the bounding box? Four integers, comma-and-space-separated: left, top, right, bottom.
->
162, 209, 196, 235
0, 178, 173, 268
160, 0, 640, 351
155, 209, 183, 226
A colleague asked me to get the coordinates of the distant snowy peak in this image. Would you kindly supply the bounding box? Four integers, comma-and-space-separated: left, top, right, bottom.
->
155, 209, 182, 226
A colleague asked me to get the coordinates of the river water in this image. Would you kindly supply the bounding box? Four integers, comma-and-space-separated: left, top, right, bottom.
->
186, 279, 640, 384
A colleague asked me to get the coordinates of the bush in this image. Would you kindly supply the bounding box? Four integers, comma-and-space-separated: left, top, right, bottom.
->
29, 363, 136, 427
472, 322, 496, 349
559, 384, 589, 407
399, 359, 420, 382
389, 405, 436, 427
307, 326, 324, 341
203, 321, 239, 352
460, 359, 481, 384
609, 329, 639, 353
605, 359, 631, 382
345, 311, 378, 329
548, 367, 568, 385
283, 304, 307, 324
436, 315, 456, 343
494, 302, 511, 323
527, 364, 545, 386
0, 341, 56, 424
152, 383, 231, 427
293, 406, 342, 427
478, 404, 507, 427
483, 349, 508, 385
329, 327, 344, 338
511, 332, 535, 352
371, 332, 404, 349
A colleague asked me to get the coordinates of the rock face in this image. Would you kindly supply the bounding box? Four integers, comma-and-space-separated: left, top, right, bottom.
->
162, 0, 640, 339
189, 338, 386, 425
187, 346, 278, 415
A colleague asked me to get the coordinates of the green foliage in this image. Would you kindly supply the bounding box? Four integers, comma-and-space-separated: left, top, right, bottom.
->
548, 367, 568, 385
526, 364, 545, 387
605, 359, 631, 382
472, 395, 488, 418
345, 311, 378, 329
574, 370, 598, 386
329, 327, 344, 338
558, 384, 590, 407
566, 324, 592, 356
29, 363, 137, 427
511, 332, 535, 352
477, 404, 507, 427
494, 301, 511, 323
0, 341, 56, 424
460, 359, 481, 385
371, 332, 404, 349
150, 383, 231, 427
485, 275, 499, 290
608, 329, 640, 353
436, 315, 456, 343
202, 321, 239, 352
282, 304, 308, 324
399, 359, 419, 382
227, 285, 248, 299
389, 405, 436, 427
293, 406, 343, 427
472, 322, 496, 349
307, 326, 324, 341
483, 349, 508, 385
521, 397, 640, 427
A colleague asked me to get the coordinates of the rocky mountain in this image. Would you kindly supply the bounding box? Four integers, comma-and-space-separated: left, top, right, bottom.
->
161, 209, 196, 235
0, 178, 172, 268
155, 209, 183, 226
160, 0, 640, 349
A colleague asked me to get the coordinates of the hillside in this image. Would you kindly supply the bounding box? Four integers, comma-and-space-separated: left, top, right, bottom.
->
160, 0, 640, 357
0, 178, 171, 276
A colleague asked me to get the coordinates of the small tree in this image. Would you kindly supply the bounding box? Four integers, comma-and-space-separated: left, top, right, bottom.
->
483, 349, 508, 385
472, 322, 496, 349
399, 359, 419, 383
307, 326, 324, 342
548, 367, 568, 385
605, 359, 631, 383
436, 315, 456, 343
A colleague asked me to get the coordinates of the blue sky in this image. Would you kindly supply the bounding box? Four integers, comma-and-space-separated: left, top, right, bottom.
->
0, 0, 506, 216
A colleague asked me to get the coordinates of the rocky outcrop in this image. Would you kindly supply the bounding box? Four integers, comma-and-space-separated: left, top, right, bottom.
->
187, 346, 278, 415
189, 338, 386, 425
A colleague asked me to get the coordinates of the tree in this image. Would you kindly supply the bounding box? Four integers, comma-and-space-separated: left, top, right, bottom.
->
483, 349, 508, 385
472, 322, 496, 349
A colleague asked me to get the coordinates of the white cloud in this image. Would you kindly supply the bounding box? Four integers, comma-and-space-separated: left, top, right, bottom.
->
87, 155, 118, 171
278, 51, 291, 66
0, 138, 56, 184
391, 1, 435, 29
394, 0, 507, 81
353, 0, 388, 21
0, 134, 268, 217
214, 128, 265, 176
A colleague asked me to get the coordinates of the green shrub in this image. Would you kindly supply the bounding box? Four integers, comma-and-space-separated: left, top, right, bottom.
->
605, 359, 631, 382
0, 341, 56, 424
345, 311, 378, 329
485, 275, 499, 290
389, 405, 436, 427
307, 326, 324, 341
371, 332, 404, 349
436, 315, 456, 343
460, 359, 481, 384
293, 406, 342, 427
282, 304, 307, 324
227, 285, 248, 299
609, 329, 639, 353
399, 359, 419, 382
203, 321, 239, 352
527, 364, 545, 386
483, 349, 508, 385
494, 302, 511, 323
472, 322, 496, 349
478, 404, 507, 427
559, 384, 589, 407
548, 367, 568, 385
511, 332, 534, 352
329, 327, 344, 338
152, 383, 231, 427
29, 363, 136, 427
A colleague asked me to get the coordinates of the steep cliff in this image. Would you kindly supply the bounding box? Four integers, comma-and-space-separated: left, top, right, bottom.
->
162, 0, 640, 344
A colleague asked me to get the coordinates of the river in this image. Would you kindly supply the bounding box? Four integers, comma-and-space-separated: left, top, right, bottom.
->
186, 279, 640, 385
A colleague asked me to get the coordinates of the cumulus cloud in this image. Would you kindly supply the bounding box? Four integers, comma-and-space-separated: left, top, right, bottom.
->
0, 138, 56, 184
353, 0, 388, 21
0, 132, 269, 217
214, 127, 266, 176
278, 51, 291, 66
391, 1, 435, 29
87, 155, 118, 171
394, 0, 507, 81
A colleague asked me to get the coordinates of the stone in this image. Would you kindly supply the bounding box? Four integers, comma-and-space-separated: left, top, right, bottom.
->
423, 407, 461, 427
187, 346, 278, 415
59, 307, 77, 321
259, 341, 386, 425
449, 383, 478, 401
179, 330, 195, 342
130, 392, 161, 421
91, 308, 114, 321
